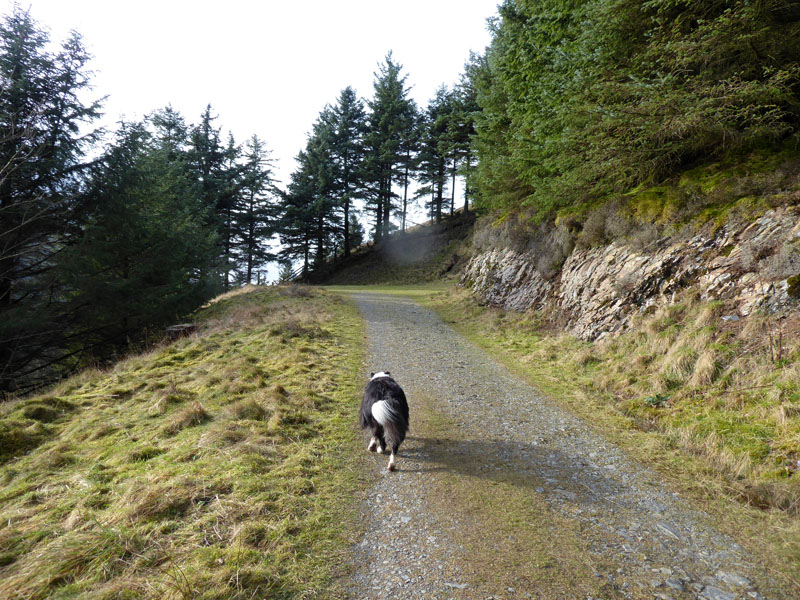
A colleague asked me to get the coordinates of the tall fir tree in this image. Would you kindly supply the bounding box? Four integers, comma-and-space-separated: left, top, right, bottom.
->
416, 86, 452, 224
363, 53, 416, 240
330, 86, 366, 257
235, 135, 276, 284
0, 6, 102, 391
59, 118, 219, 367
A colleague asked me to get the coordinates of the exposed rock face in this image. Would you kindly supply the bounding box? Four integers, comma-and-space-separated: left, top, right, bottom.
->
461, 207, 800, 340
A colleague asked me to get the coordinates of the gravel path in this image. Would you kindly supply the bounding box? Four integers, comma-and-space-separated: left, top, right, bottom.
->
344, 291, 783, 600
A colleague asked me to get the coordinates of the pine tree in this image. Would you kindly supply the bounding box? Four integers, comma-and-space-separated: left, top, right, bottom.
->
60, 118, 219, 364
330, 87, 366, 257
363, 53, 416, 240
235, 135, 276, 284
452, 52, 483, 212
416, 86, 452, 224
278, 154, 317, 276
0, 6, 102, 391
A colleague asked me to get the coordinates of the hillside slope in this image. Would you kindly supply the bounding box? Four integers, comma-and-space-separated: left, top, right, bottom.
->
0, 286, 364, 600
301, 211, 476, 285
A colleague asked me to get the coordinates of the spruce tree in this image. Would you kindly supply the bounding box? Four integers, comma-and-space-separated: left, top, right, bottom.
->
363, 53, 416, 240
330, 87, 366, 257
60, 118, 219, 364
236, 135, 276, 284
416, 87, 452, 224
0, 6, 102, 391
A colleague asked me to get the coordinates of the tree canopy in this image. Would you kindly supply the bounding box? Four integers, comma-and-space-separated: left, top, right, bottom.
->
470, 0, 800, 218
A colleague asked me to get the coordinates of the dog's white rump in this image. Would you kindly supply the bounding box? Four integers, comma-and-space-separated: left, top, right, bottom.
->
371, 400, 397, 426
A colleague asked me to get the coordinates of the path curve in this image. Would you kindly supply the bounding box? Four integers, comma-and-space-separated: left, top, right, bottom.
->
345, 291, 781, 600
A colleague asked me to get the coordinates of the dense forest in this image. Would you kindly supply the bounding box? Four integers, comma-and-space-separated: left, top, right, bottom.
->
471, 0, 800, 218
3, 0, 800, 393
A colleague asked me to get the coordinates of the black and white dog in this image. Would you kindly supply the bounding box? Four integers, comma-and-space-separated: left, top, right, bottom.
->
360, 371, 409, 471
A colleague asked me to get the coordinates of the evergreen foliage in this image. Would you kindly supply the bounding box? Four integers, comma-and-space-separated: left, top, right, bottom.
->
0, 7, 279, 391
0, 4, 483, 389
331, 87, 367, 256
59, 119, 220, 361
471, 0, 800, 218
363, 53, 418, 239
0, 5, 101, 391
236, 135, 277, 284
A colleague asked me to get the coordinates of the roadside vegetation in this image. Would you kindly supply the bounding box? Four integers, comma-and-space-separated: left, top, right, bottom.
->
426, 284, 800, 580
0, 285, 365, 600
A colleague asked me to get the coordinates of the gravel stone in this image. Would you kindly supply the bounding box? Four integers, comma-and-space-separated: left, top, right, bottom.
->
701, 586, 738, 600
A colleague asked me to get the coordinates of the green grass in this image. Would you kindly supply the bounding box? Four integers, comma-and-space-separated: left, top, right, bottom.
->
0, 285, 366, 600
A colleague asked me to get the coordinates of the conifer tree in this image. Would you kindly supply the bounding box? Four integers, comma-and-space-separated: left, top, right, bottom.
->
330, 87, 366, 256
60, 118, 219, 364
0, 6, 102, 391
416, 87, 452, 223
236, 135, 276, 284
363, 53, 416, 240
278, 154, 317, 276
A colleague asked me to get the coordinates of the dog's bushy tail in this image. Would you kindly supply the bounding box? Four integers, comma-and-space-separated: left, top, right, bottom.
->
372, 399, 408, 447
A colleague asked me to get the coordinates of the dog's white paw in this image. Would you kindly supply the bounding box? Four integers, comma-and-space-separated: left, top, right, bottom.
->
387, 454, 396, 471
367, 438, 378, 452
376, 447, 384, 454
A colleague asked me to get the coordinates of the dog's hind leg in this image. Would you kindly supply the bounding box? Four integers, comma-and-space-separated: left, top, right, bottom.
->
385, 425, 402, 471
387, 445, 398, 471
370, 425, 385, 453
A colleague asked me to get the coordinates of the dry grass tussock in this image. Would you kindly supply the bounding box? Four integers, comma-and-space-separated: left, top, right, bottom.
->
0, 285, 364, 599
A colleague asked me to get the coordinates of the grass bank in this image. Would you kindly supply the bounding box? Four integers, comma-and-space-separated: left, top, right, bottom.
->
0, 285, 366, 600
422, 284, 800, 590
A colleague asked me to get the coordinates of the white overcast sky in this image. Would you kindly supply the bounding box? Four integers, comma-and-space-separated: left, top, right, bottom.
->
8, 0, 499, 187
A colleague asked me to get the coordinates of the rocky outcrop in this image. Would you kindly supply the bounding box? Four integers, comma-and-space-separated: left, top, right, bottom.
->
462, 207, 800, 340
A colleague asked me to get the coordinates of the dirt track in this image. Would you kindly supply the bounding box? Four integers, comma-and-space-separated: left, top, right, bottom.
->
344, 291, 783, 600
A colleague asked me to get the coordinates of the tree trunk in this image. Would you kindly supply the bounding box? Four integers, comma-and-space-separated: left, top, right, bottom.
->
435, 157, 445, 224
450, 156, 457, 216
343, 151, 351, 257
402, 149, 410, 233
315, 213, 324, 266
247, 194, 255, 284
302, 235, 310, 276
382, 165, 391, 239
224, 205, 232, 290
463, 148, 471, 213
375, 179, 384, 242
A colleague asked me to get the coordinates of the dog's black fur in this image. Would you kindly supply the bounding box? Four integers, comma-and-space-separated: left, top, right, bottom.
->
359, 371, 409, 471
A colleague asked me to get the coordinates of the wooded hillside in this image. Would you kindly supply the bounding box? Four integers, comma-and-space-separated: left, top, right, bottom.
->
471, 0, 800, 218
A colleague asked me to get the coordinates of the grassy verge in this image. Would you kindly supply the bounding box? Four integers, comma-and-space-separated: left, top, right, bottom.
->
423, 284, 800, 590
0, 285, 366, 600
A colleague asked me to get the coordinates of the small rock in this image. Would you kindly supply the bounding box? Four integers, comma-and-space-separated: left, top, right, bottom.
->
721, 315, 740, 322
665, 578, 685, 592
701, 586, 737, 600
444, 582, 468, 589
656, 522, 681, 540
716, 571, 750, 587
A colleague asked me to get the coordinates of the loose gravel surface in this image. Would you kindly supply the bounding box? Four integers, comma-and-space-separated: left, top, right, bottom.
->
344, 291, 785, 600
